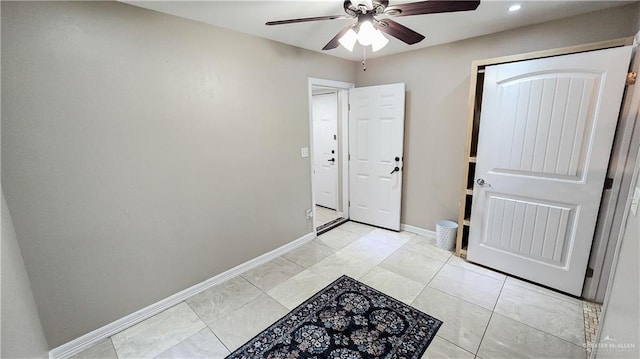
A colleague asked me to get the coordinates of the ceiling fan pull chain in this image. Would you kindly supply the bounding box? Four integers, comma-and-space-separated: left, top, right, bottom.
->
362, 46, 367, 72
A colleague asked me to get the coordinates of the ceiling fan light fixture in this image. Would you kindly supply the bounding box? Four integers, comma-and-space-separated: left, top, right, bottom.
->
357, 20, 376, 46
371, 30, 389, 52
338, 28, 358, 52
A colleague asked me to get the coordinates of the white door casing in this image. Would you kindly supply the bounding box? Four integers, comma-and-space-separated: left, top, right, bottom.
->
349, 83, 405, 231
312, 93, 338, 210
468, 46, 633, 295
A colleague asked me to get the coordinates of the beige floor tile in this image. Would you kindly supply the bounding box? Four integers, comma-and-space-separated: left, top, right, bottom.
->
241, 256, 304, 292
337, 235, 402, 265
504, 277, 581, 305
308, 252, 377, 281
428, 264, 504, 311
494, 280, 585, 346
477, 314, 586, 359
315, 205, 341, 227
402, 235, 453, 262
154, 328, 229, 358
337, 221, 376, 235
422, 337, 475, 359
283, 240, 336, 268
267, 269, 334, 309
316, 228, 361, 250
81, 223, 596, 359
447, 255, 507, 281
209, 294, 288, 351
364, 228, 415, 243
380, 248, 446, 285
185, 276, 261, 326
412, 287, 492, 354
70, 339, 118, 359
360, 266, 426, 304
112, 303, 205, 359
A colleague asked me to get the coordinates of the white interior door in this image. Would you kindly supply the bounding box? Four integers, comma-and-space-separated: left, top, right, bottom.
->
313, 93, 338, 210
349, 83, 405, 230
468, 46, 632, 296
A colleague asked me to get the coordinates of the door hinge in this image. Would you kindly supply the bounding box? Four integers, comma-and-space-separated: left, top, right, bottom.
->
348, 200, 351, 207
348, 103, 351, 111
627, 72, 637, 85
348, 154, 351, 161
585, 267, 594, 278
333, 134, 337, 140
604, 177, 614, 190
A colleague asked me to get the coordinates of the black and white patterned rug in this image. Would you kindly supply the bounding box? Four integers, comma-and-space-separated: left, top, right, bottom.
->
226, 275, 442, 359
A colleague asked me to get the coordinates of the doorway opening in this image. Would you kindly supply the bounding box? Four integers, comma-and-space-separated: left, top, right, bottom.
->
308, 78, 354, 234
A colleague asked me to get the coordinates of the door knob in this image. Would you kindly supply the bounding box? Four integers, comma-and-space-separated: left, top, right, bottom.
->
476, 178, 491, 187
328, 158, 335, 163
390, 166, 400, 174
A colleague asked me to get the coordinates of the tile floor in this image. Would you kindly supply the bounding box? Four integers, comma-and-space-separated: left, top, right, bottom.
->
583, 301, 603, 358
72, 222, 588, 359
315, 205, 342, 228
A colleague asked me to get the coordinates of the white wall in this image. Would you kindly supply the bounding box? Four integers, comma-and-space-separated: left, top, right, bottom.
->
1, 0, 356, 347
1, 191, 50, 358
596, 149, 640, 358
356, 3, 640, 230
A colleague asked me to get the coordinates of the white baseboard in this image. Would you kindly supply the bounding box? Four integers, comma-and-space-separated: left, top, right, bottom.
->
400, 223, 436, 238
49, 232, 316, 359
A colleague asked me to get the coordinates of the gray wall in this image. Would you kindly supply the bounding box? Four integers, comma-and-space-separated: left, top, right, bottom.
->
1, 191, 50, 358
356, 3, 640, 230
596, 151, 640, 358
1, 1, 356, 347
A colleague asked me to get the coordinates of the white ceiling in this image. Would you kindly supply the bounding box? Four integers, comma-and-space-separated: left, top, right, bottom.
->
123, 0, 636, 61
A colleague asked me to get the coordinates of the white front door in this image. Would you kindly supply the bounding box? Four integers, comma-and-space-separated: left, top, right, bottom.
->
468, 46, 632, 295
349, 83, 405, 231
313, 93, 338, 210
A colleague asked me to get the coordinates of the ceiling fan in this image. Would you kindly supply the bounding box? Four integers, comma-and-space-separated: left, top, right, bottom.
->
266, 1, 481, 52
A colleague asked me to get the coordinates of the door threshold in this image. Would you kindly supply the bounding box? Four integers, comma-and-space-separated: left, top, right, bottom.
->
317, 217, 348, 235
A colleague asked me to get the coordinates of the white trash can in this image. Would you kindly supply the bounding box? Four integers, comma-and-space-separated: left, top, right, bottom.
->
436, 220, 458, 251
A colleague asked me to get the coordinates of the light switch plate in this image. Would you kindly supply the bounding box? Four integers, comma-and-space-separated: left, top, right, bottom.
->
301, 147, 309, 158
631, 187, 640, 216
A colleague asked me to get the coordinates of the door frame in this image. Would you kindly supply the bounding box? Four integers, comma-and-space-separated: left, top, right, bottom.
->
466, 46, 633, 296
585, 41, 640, 301
308, 78, 354, 233
592, 144, 640, 359
455, 36, 637, 300
312, 92, 339, 210
457, 36, 635, 257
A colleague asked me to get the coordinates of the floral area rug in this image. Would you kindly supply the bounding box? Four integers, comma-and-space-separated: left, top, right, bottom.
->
226, 275, 442, 359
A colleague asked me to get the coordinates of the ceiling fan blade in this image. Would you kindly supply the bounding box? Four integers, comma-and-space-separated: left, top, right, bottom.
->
385, 0, 480, 17
377, 19, 425, 45
266, 14, 352, 26
323, 23, 355, 50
